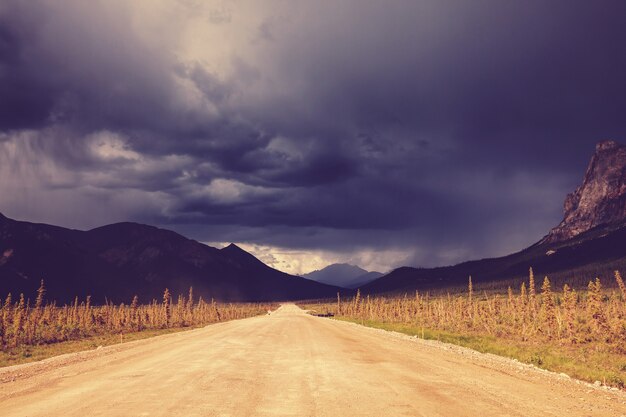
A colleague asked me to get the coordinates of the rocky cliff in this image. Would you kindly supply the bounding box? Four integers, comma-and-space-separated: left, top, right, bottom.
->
542, 140, 626, 244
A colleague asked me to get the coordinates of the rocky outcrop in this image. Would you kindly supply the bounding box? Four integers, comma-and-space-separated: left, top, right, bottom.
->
542, 140, 626, 244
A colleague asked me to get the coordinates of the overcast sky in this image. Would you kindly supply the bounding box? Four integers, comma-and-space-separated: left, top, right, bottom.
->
1, 1, 625, 274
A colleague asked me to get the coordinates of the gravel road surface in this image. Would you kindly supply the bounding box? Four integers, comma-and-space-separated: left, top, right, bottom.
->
1, 304, 625, 416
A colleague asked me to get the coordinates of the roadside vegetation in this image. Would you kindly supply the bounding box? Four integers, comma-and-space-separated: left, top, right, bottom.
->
303, 269, 626, 389
0, 282, 275, 366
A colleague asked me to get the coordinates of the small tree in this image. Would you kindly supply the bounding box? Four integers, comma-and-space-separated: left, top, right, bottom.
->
540, 276, 555, 338
615, 270, 626, 301
163, 289, 171, 327
336, 292, 341, 315
13, 294, 25, 347
35, 280, 46, 310
130, 295, 139, 330
587, 278, 607, 335
528, 268, 536, 302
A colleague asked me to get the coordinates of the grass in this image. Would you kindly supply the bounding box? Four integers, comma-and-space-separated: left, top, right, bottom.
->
1, 283, 277, 357
337, 317, 626, 389
0, 325, 205, 368
301, 270, 626, 389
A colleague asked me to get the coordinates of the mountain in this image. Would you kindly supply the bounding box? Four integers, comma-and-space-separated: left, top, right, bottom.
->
302, 263, 383, 288
542, 140, 626, 244
346, 271, 385, 289
0, 214, 340, 303
363, 140, 626, 294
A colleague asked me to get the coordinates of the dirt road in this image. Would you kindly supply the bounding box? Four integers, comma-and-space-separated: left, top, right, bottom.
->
0, 304, 625, 417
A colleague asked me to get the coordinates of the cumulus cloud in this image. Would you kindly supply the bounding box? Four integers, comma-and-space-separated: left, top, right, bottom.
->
1, 0, 625, 272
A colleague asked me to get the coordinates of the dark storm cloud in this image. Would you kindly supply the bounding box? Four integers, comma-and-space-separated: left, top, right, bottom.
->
1, 0, 625, 269
0, 1, 168, 131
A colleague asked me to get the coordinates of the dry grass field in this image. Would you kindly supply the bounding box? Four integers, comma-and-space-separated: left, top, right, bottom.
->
303, 269, 626, 388
0, 282, 275, 365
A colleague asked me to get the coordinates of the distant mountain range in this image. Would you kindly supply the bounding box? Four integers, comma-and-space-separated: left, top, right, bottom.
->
2, 140, 625, 302
363, 140, 626, 294
363, 221, 626, 294
302, 264, 383, 289
0, 215, 340, 303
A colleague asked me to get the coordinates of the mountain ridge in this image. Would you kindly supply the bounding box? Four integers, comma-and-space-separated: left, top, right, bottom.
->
362, 140, 626, 294
362, 222, 626, 294
0, 214, 341, 303
302, 263, 383, 289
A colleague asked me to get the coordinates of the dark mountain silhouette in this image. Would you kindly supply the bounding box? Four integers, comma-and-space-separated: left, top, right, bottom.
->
364, 140, 626, 294
346, 271, 385, 289
302, 263, 383, 289
363, 221, 626, 294
0, 215, 340, 303
4, 140, 624, 301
